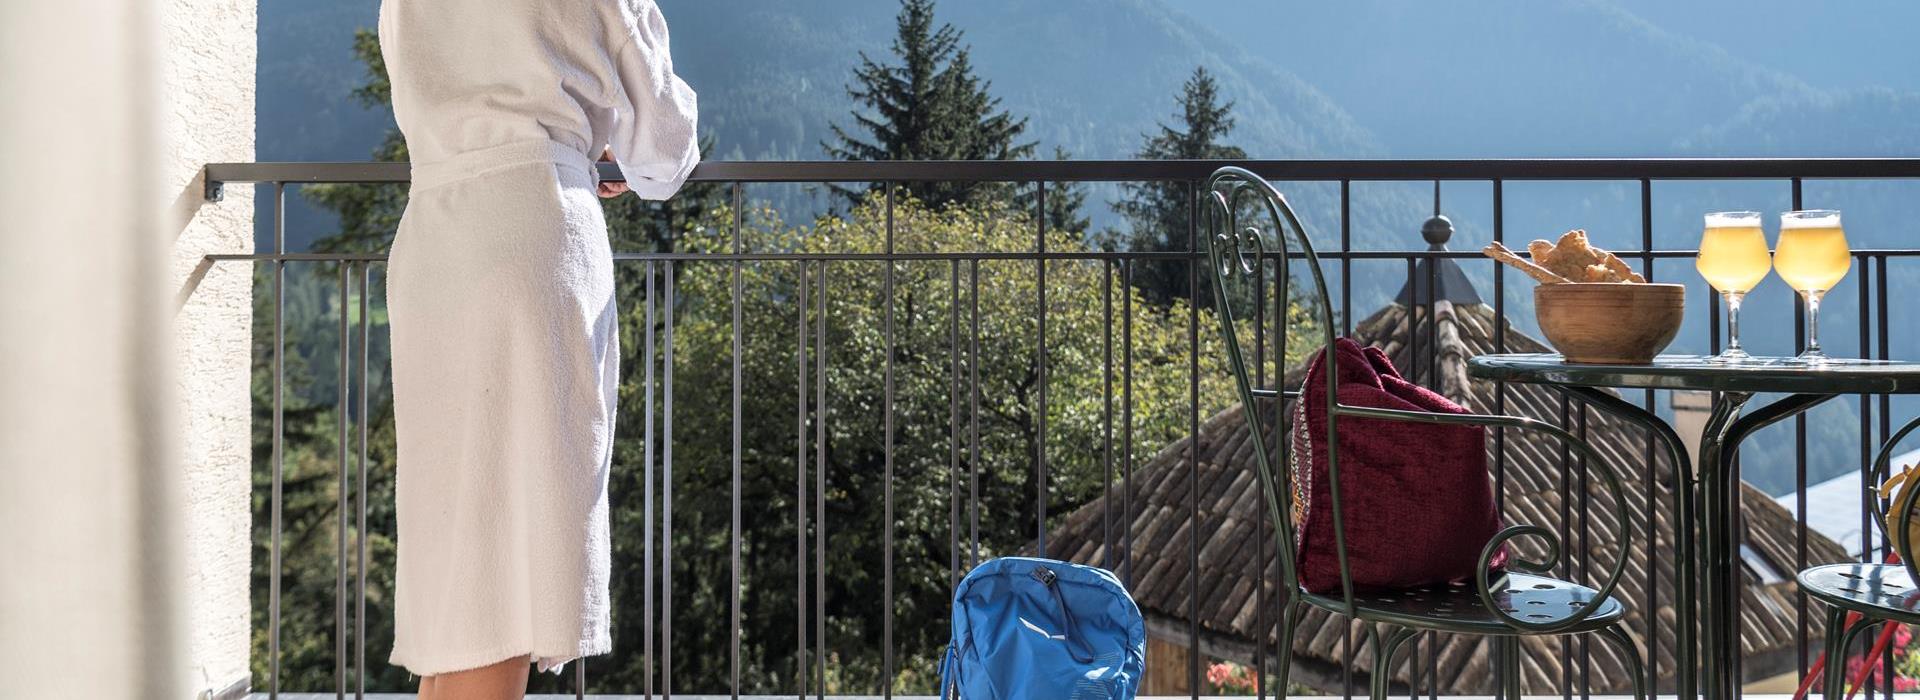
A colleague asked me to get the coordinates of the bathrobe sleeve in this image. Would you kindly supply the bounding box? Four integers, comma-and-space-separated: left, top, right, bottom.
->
608, 2, 700, 200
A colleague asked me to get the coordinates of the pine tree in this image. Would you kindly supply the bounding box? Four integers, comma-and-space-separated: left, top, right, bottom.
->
824, 0, 1034, 208
1044, 147, 1090, 235
1112, 66, 1246, 305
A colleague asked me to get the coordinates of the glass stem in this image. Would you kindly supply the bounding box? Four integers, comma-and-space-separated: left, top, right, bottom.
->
1805, 289, 1824, 354
1724, 291, 1744, 351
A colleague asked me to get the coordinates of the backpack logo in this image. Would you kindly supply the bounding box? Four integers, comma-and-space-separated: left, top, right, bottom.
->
1018, 616, 1067, 641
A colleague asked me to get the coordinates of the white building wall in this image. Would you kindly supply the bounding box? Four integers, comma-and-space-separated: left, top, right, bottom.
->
0, 0, 187, 697
162, 0, 257, 695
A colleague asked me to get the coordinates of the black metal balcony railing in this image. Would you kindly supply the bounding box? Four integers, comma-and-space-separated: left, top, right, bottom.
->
198, 158, 1920, 700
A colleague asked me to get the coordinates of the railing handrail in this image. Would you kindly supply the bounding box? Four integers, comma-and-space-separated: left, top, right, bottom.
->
204, 157, 1920, 187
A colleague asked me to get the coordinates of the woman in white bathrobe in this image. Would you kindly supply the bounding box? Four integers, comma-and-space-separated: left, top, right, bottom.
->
378, 0, 697, 696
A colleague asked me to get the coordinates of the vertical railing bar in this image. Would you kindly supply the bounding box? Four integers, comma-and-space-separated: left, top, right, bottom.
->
796, 259, 809, 700
1876, 254, 1892, 698
644, 260, 656, 700
1427, 631, 1436, 700
1847, 250, 1877, 689
1708, 270, 1723, 355
664, 261, 677, 699
1860, 253, 1887, 696
1036, 180, 1050, 553
970, 259, 981, 567
336, 260, 350, 700
356, 262, 369, 700
1408, 633, 1421, 700
1186, 180, 1203, 699
1579, 404, 1592, 700
1103, 258, 1115, 572
1490, 178, 1509, 698
815, 260, 828, 700
1785, 177, 1804, 696
730, 182, 744, 700
270, 181, 285, 700
1341, 182, 1354, 700
1638, 177, 1662, 693
1559, 393, 1573, 700
1491, 179, 1507, 514
1404, 259, 1417, 376
1342, 624, 1353, 700
1341, 179, 1352, 336
1426, 181, 1440, 391
1122, 257, 1134, 587
883, 186, 896, 700
1253, 209, 1268, 700
951, 259, 962, 587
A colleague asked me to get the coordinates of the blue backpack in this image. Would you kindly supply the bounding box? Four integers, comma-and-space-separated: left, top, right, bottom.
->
939, 557, 1146, 700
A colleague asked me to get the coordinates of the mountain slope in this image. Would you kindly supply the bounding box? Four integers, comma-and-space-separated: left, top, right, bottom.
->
1165, 0, 1825, 157
659, 0, 1384, 163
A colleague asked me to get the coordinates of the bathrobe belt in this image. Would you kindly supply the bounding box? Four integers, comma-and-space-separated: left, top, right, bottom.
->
410, 138, 597, 192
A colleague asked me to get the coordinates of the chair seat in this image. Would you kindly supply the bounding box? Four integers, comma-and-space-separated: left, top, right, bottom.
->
1799, 563, 1920, 625
1300, 572, 1625, 634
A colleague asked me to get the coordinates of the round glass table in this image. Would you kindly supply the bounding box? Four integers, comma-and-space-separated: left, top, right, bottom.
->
1468, 353, 1920, 700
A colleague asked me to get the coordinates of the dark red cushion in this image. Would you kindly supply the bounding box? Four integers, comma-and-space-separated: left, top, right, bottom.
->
1287, 338, 1506, 594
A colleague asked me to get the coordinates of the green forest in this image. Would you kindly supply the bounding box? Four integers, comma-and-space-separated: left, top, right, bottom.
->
252, 0, 1321, 694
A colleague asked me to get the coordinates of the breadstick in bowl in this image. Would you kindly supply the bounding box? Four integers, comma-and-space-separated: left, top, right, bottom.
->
1482, 242, 1570, 285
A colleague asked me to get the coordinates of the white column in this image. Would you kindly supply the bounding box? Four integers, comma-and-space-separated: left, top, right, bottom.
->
0, 0, 186, 699
163, 0, 258, 695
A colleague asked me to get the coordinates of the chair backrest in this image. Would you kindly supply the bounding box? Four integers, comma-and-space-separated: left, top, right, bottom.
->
1199, 167, 1357, 612
1205, 168, 1644, 632
1870, 416, 1920, 581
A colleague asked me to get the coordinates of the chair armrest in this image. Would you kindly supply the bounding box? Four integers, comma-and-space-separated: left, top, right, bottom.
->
1331, 404, 1632, 633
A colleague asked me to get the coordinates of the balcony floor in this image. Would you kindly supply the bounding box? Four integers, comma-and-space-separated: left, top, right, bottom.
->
259, 690, 1781, 694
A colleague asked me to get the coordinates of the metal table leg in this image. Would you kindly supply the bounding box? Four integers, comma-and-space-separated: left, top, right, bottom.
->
1697, 392, 1832, 700
1556, 386, 1699, 700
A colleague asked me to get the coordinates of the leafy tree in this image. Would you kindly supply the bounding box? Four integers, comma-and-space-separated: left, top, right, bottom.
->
1113, 66, 1246, 306
620, 193, 1267, 693
823, 0, 1035, 209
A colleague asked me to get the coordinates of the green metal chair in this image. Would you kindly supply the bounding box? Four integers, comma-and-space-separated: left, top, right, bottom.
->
1200, 166, 1646, 700
1800, 415, 1920, 700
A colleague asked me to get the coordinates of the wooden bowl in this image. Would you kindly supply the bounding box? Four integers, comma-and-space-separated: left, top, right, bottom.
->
1534, 283, 1685, 364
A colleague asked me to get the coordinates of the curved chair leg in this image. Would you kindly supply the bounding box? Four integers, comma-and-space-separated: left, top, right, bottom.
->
1822, 605, 1849, 700
1274, 600, 1303, 694
1825, 606, 1881, 700
1593, 624, 1647, 700
1370, 624, 1418, 700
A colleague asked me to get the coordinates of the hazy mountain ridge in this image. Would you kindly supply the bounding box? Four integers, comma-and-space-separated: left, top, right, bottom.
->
1682, 87, 1920, 156
661, 0, 1385, 164
1164, 0, 1849, 157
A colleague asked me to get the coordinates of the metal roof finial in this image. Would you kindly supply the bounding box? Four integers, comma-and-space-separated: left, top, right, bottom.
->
1421, 180, 1453, 250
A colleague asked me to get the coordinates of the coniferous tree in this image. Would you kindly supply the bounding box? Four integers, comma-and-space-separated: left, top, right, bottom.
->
1113, 66, 1245, 305
824, 0, 1034, 208
1044, 146, 1091, 235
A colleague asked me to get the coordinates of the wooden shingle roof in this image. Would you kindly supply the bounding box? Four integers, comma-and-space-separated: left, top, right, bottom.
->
1042, 300, 1848, 694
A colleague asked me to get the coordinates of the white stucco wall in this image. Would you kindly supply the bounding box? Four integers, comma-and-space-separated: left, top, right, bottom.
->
1, 0, 186, 697
162, 0, 257, 695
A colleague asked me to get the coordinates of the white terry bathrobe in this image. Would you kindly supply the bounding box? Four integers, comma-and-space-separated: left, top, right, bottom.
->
379, 0, 698, 676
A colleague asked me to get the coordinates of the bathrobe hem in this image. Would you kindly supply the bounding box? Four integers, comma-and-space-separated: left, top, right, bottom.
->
391, 634, 611, 677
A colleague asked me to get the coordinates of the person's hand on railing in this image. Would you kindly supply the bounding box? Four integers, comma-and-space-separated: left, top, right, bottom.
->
596, 147, 630, 198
